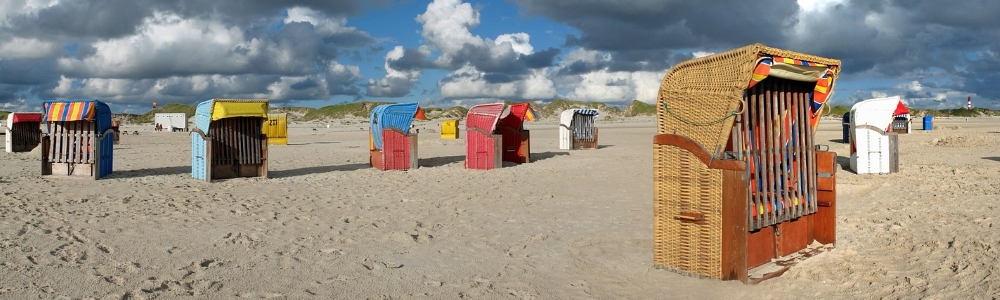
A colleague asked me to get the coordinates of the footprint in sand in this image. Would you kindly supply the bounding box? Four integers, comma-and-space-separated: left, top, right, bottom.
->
97, 243, 114, 253
214, 232, 266, 249
361, 258, 403, 271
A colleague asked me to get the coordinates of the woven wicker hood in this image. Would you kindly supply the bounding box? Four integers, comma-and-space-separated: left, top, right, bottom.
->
656, 44, 841, 157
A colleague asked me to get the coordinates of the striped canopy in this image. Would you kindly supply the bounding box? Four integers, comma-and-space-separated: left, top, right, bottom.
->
41, 99, 113, 133
525, 105, 539, 121
748, 56, 838, 127
44, 100, 98, 121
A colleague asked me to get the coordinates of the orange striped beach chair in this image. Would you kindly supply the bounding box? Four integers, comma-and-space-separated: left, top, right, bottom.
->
40, 99, 115, 179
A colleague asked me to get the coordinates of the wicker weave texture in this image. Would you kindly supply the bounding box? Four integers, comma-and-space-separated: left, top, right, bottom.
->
656, 44, 841, 154
653, 144, 723, 278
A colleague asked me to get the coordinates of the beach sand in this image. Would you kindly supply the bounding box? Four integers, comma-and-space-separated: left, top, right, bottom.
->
1, 117, 999, 299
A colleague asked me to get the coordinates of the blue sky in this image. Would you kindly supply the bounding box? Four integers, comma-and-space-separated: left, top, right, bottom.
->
1, 0, 999, 113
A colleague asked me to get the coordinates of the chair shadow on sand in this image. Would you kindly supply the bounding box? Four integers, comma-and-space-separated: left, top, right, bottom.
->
420, 155, 466, 168
269, 163, 372, 178
982, 157, 1000, 163
836, 155, 852, 172
110, 166, 191, 179
531, 151, 570, 162
419, 151, 572, 168
286, 141, 341, 146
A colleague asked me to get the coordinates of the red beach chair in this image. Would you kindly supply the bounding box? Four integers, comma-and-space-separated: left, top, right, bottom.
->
5, 112, 43, 153
496, 102, 532, 164
464, 103, 506, 170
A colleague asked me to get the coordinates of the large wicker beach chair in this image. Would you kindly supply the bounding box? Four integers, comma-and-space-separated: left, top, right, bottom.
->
654, 44, 840, 283
5, 112, 43, 153
40, 100, 115, 179
558, 109, 600, 150
369, 102, 423, 171
262, 113, 288, 145
191, 99, 269, 181
465, 103, 506, 170
849, 96, 903, 174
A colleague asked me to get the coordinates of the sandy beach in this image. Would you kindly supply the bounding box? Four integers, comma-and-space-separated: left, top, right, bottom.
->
2, 116, 999, 299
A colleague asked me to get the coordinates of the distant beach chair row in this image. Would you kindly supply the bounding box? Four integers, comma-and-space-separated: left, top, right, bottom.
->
11, 98, 600, 180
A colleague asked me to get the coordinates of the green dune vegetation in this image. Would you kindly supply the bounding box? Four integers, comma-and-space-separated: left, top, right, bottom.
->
102, 101, 999, 125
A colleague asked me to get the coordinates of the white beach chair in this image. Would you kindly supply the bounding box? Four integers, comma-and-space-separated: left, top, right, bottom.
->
849, 96, 902, 174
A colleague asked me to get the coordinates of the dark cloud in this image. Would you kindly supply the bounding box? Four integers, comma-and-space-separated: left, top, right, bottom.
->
444, 43, 521, 73
291, 78, 320, 90
607, 49, 682, 72
150, 0, 373, 25
387, 48, 436, 72
517, 0, 798, 51
557, 59, 610, 76
7, 0, 149, 39
399, 43, 559, 76
518, 0, 1000, 107
896, 0, 1000, 29
0, 0, 380, 105
367, 46, 386, 56
323, 32, 379, 49
5, 0, 378, 41
439, 68, 477, 83
521, 48, 560, 69
366, 77, 414, 97
483, 73, 517, 84
325, 67, 363, 96
0, 59, 61, 85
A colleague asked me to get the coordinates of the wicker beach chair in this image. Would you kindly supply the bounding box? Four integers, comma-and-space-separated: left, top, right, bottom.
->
263, 113, 288, 145
40, 100, 115, 179
558, 109, 600, 150
464, 103, 506, 170
191, 99, 269, 181
654, 44, 840, 283
369, 103, 423, 171
5, 112, 43, 153
849, 96, 903, 174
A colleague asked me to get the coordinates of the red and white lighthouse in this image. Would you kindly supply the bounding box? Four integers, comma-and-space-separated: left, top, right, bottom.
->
968, 96, 972, 110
